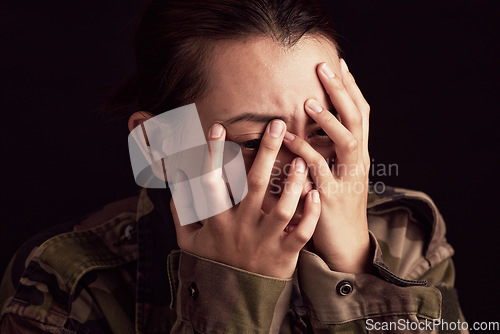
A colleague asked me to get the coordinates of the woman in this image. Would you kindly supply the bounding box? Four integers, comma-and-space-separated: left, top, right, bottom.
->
0, 0, 466, 333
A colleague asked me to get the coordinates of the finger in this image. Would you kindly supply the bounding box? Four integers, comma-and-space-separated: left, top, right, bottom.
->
207, 123, 226, 171
282, 132, 340, 189
304, 99, 358, 166
316, 62, 363, 145
283, 190, 320, 251
170, 169, 200, 243
200, 123, 233, 219
340, 59, 370, 120
239, 119, 286, 215
340, 59, 370, 169
265, 157, 308, 234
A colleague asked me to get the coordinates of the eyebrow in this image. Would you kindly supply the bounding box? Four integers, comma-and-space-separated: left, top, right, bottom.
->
222, 112, 290, 126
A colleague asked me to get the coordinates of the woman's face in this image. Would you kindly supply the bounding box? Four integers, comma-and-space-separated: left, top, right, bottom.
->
196, 35, 341, 223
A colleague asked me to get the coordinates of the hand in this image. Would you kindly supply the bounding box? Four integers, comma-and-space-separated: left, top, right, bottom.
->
170, 120, 321, 279
283, 59, 372, 274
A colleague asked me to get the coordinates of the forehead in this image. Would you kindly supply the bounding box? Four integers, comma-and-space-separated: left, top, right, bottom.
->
197, 35, 339, 127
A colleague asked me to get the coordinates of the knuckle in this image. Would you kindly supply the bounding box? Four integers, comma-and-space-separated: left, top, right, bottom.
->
200, 171, 221, 189
330, 76, 345, 92
311, 153, 326, 168
346, 137, 359, 153
293, 229, 310, 244
176, 237, 187, 249
247, 175, 268, 192
363, 102, 370, 114
274, 207, 293, 222
350, 111, 363, 126
209, 220, 227, 234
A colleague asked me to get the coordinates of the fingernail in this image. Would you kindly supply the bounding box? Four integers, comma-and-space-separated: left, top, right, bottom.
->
209, 123, 224, 139
340, 58, 349, 72
312, 190, 320, 203
294, 158, 306, 173
307, 100, 323, 113
321, 63, 335, 79
269, 120, 285, 138
284, 131, 295, 141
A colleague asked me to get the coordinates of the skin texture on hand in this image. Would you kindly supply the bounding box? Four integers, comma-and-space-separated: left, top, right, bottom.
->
283, 60, 372, 274
170, 120, 321, 279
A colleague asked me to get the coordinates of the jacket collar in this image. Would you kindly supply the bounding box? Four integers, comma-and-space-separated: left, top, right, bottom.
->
135, 188, 178, 333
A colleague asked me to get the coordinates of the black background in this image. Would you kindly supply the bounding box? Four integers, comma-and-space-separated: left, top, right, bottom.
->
1, 0, 499, 326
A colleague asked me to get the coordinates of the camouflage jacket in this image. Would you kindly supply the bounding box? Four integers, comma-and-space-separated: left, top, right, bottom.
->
0, 186, 467, 333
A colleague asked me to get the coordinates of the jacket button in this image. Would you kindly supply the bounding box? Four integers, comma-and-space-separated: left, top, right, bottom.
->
337, 280, 353, 296
188, 282, 199, 300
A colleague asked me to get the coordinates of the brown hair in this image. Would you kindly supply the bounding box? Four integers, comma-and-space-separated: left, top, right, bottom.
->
106, 0, 341, 119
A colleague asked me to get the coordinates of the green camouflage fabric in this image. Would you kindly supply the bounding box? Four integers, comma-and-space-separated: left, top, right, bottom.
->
0, 186, 467, 333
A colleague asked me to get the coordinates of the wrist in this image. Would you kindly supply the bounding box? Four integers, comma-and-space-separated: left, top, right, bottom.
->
319, 233, 374, 274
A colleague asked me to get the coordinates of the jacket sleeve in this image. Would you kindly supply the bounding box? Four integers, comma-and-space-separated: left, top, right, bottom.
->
296, 188, 468, 333
166, 250, 293, 334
